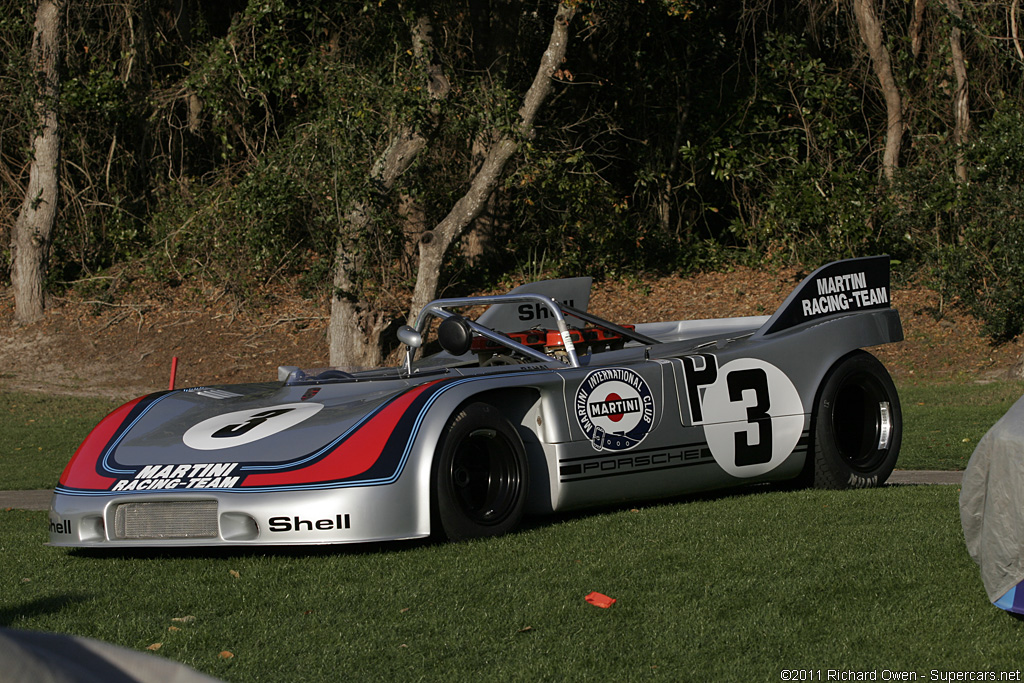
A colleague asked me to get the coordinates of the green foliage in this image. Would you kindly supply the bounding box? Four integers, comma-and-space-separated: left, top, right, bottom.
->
0, 2, 34, 137
8, 0, 1024, 347
924, 110, 1024, 341
686, 31, 885, 263
504, 145, 635, 278
141, 2, 426, 301
0, 0, 36, 272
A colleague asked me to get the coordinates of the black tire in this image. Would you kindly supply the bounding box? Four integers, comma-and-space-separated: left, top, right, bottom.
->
811, 351, 902, 489
433, 402, 529, 540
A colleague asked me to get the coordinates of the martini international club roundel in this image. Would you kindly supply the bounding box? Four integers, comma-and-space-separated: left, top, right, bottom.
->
575, 367, 655, 451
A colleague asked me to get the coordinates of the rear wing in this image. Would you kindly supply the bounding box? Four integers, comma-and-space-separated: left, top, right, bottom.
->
475, 277, 592, 332
755, 256, 893, 337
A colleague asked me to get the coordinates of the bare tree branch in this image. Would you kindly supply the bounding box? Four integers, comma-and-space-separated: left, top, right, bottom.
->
852, 0, 904, 180
408, 2, 577, 323
1012, 0, 1024, 63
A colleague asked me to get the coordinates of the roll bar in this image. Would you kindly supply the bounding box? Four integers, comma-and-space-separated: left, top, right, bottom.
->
408, 293, 581, 368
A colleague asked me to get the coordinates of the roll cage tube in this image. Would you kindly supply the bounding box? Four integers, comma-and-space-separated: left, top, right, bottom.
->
412, 293, 582, 367
559, 303, 661, 346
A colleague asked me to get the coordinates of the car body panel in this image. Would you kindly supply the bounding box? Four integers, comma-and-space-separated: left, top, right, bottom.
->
49, 255, 902, 547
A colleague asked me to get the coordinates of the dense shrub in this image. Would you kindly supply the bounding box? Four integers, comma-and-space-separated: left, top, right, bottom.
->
932, 110, 1024, 341
5, 0, 1024, 351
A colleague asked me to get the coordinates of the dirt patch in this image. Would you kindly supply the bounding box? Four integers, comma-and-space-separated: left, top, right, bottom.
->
1, 266, 1021, 401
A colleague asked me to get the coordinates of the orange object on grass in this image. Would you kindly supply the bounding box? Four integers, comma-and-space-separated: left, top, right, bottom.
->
584, 591, 616, 608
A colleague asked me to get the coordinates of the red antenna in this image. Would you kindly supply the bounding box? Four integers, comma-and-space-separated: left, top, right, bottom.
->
169, 357, 178, 390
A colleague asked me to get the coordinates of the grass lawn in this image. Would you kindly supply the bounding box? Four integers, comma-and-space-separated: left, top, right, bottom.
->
2, 485, 1021, 681
899, 380, 1024, 470
2, 383, 1023, 680
0, 393, 120, 490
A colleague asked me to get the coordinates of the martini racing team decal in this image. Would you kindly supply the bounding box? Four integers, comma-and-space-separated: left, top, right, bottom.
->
183, 402, 324, 451
575, 368, 655, 451
763, 256, 891, 334
111, 462, 241, 491
801, 270, 888, 317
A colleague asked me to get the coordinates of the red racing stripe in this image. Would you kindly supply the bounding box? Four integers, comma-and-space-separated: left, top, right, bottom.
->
59, 396, 145, 489
239, 381, 439, 487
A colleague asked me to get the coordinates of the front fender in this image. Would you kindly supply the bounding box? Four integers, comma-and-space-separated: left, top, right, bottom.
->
398, 368, 566, 523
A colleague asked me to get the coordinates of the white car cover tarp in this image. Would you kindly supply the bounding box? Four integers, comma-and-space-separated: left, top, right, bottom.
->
960, 393, 1024, 611
0, 627, 222, 683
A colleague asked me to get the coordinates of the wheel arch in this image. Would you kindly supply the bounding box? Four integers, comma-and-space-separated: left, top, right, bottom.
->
402, 380, 559, 539
441, 386, 555, 517
805, 348, 903, 488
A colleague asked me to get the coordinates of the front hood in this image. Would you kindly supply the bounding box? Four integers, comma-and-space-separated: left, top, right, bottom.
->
57, 377, 449, 495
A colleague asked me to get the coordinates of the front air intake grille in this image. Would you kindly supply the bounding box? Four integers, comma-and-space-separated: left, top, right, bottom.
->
114, 501, 218, 540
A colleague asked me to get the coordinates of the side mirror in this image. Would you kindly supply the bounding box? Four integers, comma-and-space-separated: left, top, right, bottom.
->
397, 325, 422, 349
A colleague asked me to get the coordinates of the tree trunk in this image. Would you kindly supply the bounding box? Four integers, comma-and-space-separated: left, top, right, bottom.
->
11, 0, 63, 324
329, 131, 428, 368
910, 0, 927, 58
947, 0, 970, 183
462, 132, 500, 267
408, 2, 576, 323
328, 14, 449, 367
1013, 0, 1024, 62
852, 0, 903, 180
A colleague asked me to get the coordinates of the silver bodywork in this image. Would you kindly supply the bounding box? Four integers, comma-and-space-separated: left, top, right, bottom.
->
49, 256, 902, 547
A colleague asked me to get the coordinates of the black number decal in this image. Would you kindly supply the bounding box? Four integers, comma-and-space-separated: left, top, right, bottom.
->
727, 368, 772, 466
212, 408, 294, 439
681, 354, 718, 424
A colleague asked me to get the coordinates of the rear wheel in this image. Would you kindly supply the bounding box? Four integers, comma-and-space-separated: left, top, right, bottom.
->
811, 351, 902, 489
433, 402, 528, 540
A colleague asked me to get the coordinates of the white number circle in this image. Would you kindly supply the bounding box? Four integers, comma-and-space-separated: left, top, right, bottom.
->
183, 402, 324, 451
702, 359, 804, 478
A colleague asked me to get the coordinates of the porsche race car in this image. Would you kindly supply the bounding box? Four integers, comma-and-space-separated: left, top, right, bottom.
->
49, 256, 903, 547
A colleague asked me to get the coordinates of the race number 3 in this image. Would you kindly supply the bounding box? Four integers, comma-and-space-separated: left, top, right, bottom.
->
682, 357, 804, 477
212, 408, 296, 439
726, 368, 773, 467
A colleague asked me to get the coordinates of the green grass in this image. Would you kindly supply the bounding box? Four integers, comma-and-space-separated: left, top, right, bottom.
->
3, 486, 1021, 681
3, 386, 1024, 679
899, 380, 1024, 470
0, 393, 121, 490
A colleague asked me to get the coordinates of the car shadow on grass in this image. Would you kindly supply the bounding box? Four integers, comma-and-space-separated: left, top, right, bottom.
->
0, 594, 91, 627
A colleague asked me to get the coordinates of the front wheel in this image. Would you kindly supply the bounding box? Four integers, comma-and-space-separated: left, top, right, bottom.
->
811, 351, 902, 489
433, 402, 529, 541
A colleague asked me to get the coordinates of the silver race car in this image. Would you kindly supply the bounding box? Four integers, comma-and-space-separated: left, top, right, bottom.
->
49, 256, 903, 547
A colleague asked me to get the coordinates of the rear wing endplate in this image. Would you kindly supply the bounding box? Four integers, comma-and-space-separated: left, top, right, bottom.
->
755, 255, 892, 337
